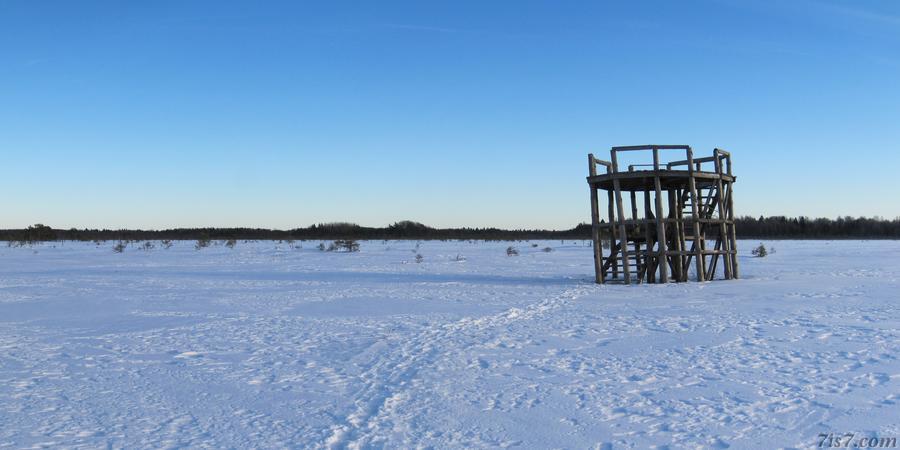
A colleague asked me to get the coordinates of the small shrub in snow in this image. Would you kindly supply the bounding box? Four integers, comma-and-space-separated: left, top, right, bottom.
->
139, 241, 154, 251
225, 239, 237, 249
328, 240, 359, 252
317, 243, 326, 251
113, 241, 126, 253
542, 247, 553, 252
161, 240, 173, 249
531, 243, 538, 248
454, 254, 466, 262
752, 243, 768, 258
415, 254, 424, 263
506, 246, 519, 256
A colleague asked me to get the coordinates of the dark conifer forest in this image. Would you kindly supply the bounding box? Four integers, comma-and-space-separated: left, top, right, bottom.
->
2, 216, 898, 244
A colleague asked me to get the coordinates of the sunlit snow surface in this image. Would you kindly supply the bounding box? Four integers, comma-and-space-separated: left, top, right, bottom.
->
1, 240, 898, 449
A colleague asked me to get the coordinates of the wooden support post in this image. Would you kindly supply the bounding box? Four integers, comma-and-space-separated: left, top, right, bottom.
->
668, 190, 684, 281
706, 237, 722, 281
607, 190, 617, 279
642, 190, 654, 283
721, 151, 740, 279
632, 190, 644, 282
699, 186, 714, 279
652, 147, 669, 283
727, 180, 740, 278
588, 154, 604, 284
677, 189, 690, 281
713, 153, 733, 280
686, 147, 706, 282
611, 150, 632, 284
630, 191, 639, 222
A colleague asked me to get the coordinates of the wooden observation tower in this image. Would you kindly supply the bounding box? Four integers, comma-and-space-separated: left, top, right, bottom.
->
587, 145, 739, 284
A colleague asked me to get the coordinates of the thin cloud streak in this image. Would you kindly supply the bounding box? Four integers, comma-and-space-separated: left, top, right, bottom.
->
807, 0, 900, 27
381, 23, 473, 34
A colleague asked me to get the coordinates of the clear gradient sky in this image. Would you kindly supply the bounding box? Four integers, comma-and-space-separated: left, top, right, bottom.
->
2, 1, 899, 230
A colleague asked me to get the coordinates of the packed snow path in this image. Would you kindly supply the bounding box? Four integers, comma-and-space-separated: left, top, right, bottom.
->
1, 240, 898, 448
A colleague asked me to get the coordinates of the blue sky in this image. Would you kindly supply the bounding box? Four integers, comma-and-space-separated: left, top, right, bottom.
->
2, 0, 898, 229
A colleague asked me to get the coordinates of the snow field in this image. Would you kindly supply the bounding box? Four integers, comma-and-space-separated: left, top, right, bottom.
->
0, 240, 898, 448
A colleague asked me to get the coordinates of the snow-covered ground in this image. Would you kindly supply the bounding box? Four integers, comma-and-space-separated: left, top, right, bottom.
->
0, 240, 897, 449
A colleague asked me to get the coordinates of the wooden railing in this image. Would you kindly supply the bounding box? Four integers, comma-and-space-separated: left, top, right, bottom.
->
588, 145, 732, 177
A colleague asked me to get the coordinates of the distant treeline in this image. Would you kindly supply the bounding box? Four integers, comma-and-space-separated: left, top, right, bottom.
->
2, 216, 898, 243
0, 221, 593, 244
734, 215, 900, 239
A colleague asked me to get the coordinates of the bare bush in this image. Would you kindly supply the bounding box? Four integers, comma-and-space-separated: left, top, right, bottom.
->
161, 240, 173, 249
327, 240, 359, 252
225, 239, 237, 249
195, 237, 212, 250
506, 246, 519, 256
542, 247, 553, 252
415, 254, 424, 263
113, 241, 126, 253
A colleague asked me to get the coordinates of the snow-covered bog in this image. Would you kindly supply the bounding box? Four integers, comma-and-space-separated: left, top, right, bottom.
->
1, 240, 898, 448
